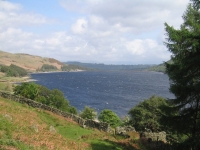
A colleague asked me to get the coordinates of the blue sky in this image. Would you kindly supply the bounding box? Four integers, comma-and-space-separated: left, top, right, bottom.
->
0, 0, 189, 64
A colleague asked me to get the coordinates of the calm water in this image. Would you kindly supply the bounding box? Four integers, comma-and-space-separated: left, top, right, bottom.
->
31, 71, 174, 117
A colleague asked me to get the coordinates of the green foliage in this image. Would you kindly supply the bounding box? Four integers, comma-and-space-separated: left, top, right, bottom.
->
128, 96, 169, 132
98, 109, 121, 127
14, 82, 77, 114
148, 60, 173, 73
164, 1, 200, 149
14, 82, 39, 100
61, 64, 87, 71
38, 64, 58, 72
79, 106, 97, 120
0, 64, 27, 77
68, 106, 78, 114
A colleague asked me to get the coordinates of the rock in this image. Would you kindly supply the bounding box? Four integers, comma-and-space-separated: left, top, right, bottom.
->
115, 126, 126, 135
140, 131, 167, 142
115, 126, 135, 134
145, 128, 152, 133
49, 126, 56, 133
31, 124, 39, 133
3, 114, 12, 121
115, 126, 135, 138
107, 126, 114, 133
124, 126, 135, 132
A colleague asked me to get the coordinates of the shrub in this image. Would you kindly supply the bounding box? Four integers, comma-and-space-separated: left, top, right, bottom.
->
128, 95, 169, 132
14, 82, 77, 114
98, 109, 121, 127
79, 106, 97, 120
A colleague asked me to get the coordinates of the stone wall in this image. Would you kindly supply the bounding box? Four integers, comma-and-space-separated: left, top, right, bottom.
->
141, 131, 166, 142
0, 91, 109, 132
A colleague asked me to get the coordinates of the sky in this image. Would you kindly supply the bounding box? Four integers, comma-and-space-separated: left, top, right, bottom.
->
0, 0, 190, 64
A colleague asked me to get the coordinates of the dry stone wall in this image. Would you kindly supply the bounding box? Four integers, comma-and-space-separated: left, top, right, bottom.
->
141, 131, 167, 142
0, 91, 109, 132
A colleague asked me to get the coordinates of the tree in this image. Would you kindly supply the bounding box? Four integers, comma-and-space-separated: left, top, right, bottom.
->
0, 64, 27, 77
14, 82, 39, 99
79, 106, 97, 120
98, 109, 121, 127
164, 1, 200, 148
14, 83, 77, 114
128, 96, 168, 132
39, 64, 58, 72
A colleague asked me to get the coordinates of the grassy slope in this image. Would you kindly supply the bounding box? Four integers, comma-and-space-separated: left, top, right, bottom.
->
0, 97, 142, 150
0, 50, 64, 72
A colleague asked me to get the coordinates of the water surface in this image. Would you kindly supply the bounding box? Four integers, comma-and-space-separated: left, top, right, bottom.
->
31, 71, 174, 117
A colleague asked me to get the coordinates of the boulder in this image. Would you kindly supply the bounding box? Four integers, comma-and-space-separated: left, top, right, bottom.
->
115, 126, 135, 138
140, 131, 166, 142
49, 126, 57, 133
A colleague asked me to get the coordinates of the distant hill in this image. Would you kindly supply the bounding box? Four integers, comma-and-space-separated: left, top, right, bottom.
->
148, 60, 173, 73
65, 61, 155, 71
0, 50, 85, 72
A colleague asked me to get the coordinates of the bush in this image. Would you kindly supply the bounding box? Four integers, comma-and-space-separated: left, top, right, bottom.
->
98, 109, 121, 127
128, 95, 169, 132
14, 82, 77, 114
79, 106, 97, 120
14, 82, 39, 100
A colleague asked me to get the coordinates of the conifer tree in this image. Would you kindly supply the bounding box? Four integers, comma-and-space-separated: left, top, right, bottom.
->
164, 1, 200, 148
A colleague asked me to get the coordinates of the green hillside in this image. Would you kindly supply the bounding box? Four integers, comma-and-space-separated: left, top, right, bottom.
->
0, 96, 141, 150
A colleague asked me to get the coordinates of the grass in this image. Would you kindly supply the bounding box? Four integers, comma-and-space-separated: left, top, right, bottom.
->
90, 140, 123, 150
0, 50, 64, 71
0, 73, 31, 92
0, 106, 35, 150
0, 82, 7, 91
0, 97, 143, 150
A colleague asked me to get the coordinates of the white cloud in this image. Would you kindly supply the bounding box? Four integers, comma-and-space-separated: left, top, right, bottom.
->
0, 1, 47, 31
0, 0, 190, 64
71, 18, 88, 34
0, 1, 21, 11
125, 40, 145, 56
61, 0, 189, 33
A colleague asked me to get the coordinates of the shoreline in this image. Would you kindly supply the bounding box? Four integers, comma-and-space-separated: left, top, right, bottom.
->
8, 70, 86, 84
30, 69, 85, 74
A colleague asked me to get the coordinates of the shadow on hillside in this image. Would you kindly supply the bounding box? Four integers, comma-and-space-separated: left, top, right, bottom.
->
90, 139, 138, 150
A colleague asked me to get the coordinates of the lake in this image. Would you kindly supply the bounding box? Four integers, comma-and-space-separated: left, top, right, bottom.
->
31, 71, 174, 117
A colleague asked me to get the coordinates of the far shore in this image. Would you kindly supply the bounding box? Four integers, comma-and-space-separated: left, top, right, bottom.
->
2, 70, 86, 84
30, 69, 85, 74
12, 69, 86, 83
